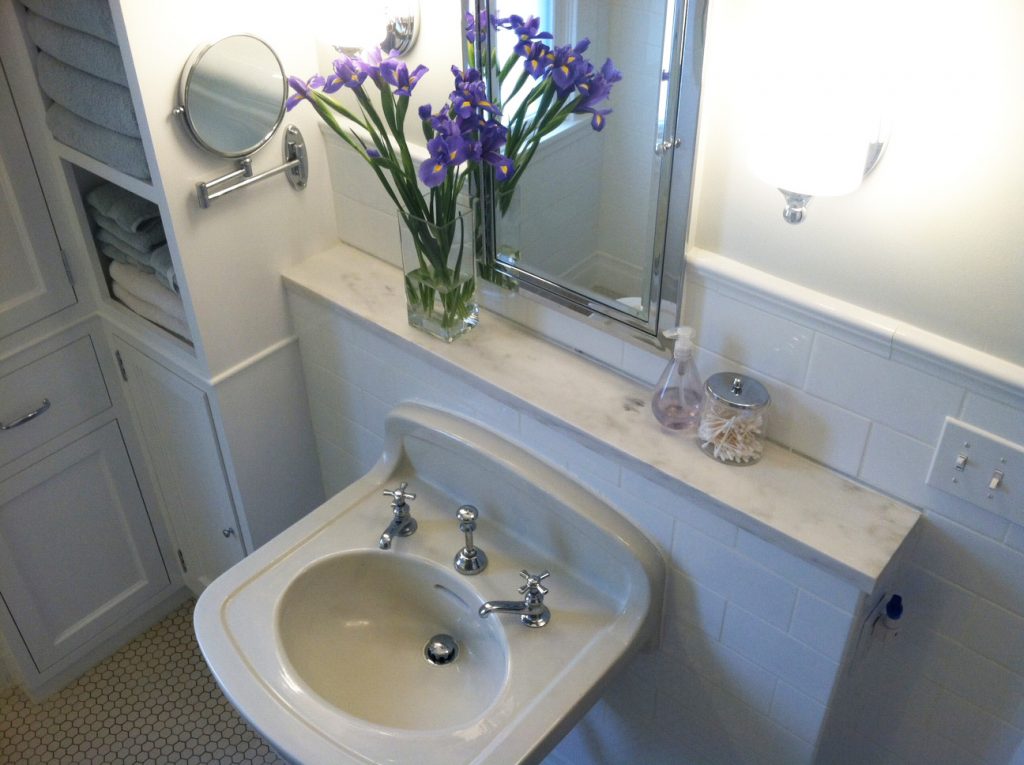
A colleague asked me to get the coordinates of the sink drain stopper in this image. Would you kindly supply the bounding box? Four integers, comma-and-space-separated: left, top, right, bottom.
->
424, 634, 459, 665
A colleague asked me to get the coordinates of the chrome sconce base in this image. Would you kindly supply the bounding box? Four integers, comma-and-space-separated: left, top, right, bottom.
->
778, 139, 887, 224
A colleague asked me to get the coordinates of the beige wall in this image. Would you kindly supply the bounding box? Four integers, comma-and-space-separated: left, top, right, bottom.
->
692, 0, 1024, 366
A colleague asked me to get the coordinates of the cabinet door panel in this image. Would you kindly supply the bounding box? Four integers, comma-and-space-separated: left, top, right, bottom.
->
116, 343, 245, 593
0, 421, 169, 670
0, 61, 75, 338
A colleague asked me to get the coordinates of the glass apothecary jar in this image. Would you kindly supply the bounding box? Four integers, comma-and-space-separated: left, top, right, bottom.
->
698, 373, 771, 465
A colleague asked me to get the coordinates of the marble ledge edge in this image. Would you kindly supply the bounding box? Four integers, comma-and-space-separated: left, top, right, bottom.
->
281, 247, 922, 594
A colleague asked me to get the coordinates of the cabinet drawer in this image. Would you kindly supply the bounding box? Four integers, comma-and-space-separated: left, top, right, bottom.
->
0, 336, 111, 466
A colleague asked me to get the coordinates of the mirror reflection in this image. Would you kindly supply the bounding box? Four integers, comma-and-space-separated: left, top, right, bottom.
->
475, 0, 701, 335
180, 35, 287, 158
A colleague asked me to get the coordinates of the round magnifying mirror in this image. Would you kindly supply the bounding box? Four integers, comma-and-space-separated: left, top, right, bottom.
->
177, 35, 286, 158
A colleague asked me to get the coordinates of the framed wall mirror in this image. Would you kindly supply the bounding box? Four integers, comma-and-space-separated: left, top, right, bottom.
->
469, 0, 706, 341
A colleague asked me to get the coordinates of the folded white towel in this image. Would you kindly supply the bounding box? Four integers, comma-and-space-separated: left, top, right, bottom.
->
112, 282, 190, 341
110, 261, 185, 324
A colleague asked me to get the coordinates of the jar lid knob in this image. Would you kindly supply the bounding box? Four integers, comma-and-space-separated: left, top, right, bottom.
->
731, 377, 743, 394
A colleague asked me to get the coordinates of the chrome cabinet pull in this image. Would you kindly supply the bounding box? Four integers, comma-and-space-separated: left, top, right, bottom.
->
0, 399, 51, 430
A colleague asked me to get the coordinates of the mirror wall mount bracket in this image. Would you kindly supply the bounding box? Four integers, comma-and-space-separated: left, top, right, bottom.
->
195, 125, 308, 209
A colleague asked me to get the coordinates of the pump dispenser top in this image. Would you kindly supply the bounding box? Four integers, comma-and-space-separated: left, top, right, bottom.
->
664, 326, 695, 360
651, 326, 703, 430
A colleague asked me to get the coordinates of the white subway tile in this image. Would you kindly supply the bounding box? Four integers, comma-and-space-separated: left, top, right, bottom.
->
621, 471, 739, 545
914, 628, 1024, 730
1005, 523, 1024, 555
910, 514, 1024, 615
788, 592, 856, 662
961, 393, 1024, 446
519, 416, 623, 485
691, 347, 871, 475
961, 598, 1024, 676
770, 681, 827, 744
897, 565, 975, 641
735, 530, 863, 613
621, 341, 668, 387
688, 284, 814, 388
673, 529, 798, 630
590, 481, 675, 555
315, 438, 360, 498
333, 193, 402, 267
663, 619, 778, 713
929, 689, 1023, 765
806, 334, 965, 443
859, 424, 934, 507
763, 378, 872, 475
664, 566, 727, 639
721, 604, 840, 704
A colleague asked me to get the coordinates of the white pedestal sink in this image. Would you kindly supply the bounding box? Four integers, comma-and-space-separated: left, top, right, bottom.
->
195, 404, 664, 764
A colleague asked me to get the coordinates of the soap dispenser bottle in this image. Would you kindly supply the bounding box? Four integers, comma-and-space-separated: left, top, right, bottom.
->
651, 326, 703, 430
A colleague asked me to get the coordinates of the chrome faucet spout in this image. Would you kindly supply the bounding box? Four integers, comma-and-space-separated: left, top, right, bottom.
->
479, 570, 551, 628
378, 482, 417, 550
478, 600, 528, 617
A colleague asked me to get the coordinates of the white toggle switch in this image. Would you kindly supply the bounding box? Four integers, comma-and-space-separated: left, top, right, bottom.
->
927, 418, 1023, 521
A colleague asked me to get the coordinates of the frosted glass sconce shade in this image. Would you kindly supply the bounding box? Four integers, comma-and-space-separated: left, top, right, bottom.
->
739, 0, 888, 223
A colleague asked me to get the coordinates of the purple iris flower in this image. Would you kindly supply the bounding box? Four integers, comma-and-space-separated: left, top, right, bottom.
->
523, 42, 551, 79
511, 15, 552, 58
465, 11, 504, 43
381, 61, 429, 98
357, 47, 401, 85
478, 120, 513, 180
547, 39, 591, 97
574, 58, 621, 130
323, 53, 367, 93
285, 74, 325, 111
418, 134, 469, 188
449, 66, 500, 119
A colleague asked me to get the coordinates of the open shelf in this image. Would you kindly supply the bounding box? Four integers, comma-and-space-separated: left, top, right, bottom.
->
53, 141, 159, 204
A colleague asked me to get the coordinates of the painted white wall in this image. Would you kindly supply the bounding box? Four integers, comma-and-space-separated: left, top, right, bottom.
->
118, 0, 338, 377
693, 0, 1024, 366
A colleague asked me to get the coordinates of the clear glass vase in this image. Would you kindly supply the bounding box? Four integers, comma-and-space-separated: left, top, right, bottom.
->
398, 205, 479, 343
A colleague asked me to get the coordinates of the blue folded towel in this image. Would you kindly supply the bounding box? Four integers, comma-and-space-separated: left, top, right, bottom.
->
86, 183, 160, 233
98, 241, 155, 273
45, 103, 150, 180
93, 211, 165, 252
21, 0, 117, 44
37, 52, 139, 138
25, 11, 127, 86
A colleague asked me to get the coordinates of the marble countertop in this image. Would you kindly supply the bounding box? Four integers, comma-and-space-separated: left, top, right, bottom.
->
283, 245, 921, 593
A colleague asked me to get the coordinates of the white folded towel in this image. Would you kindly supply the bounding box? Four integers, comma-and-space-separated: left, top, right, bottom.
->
110, 261, 185, 323
112, 282, 190, 340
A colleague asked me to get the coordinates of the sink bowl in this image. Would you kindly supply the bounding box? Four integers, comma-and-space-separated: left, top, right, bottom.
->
195, 404, 664, 764
277, 552, 508, 730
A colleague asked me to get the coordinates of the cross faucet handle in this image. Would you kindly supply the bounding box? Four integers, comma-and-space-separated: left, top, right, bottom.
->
383, 482, 416, 507
518, 570, 550, 597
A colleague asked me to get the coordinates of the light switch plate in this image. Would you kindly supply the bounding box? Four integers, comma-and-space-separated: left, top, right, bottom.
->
927, 417, 1024, 522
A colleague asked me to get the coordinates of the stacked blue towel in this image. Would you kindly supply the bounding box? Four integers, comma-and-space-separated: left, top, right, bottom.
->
86, 183, 178, 293
23, 1, 150, 180
84, 183, 184, 339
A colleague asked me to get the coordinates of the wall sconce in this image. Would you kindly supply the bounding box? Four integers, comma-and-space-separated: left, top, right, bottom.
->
330, 2, 420, 57
777, 139, 886, 224
740, 0, 888, 224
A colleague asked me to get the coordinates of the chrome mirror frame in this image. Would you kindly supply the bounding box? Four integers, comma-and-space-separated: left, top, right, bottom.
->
470, 0, 708, 346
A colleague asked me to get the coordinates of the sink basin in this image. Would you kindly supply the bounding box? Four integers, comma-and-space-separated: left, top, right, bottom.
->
195, 403, 664, 764
277, 552, 508, 730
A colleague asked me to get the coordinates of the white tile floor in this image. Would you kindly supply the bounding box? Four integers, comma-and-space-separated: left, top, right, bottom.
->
0, 600, 285, 764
